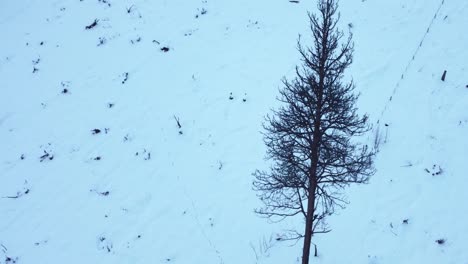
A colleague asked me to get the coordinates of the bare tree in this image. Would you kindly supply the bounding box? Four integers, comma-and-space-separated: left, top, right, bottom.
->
253, 1, 375, 263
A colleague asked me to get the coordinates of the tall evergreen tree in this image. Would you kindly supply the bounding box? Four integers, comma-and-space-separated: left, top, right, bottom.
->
253, 1, 375, 263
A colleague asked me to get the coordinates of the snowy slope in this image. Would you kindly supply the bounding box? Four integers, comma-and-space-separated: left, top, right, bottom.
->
1, 0, 467, 263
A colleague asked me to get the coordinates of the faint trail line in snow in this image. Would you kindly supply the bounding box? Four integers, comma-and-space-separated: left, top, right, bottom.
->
376, 0, 446, 123
179, 181, 225, 264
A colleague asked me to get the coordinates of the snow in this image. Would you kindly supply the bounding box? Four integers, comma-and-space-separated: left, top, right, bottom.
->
1, 0, 467, 263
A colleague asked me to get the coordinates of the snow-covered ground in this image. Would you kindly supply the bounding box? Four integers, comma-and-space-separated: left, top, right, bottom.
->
1, 0, 467, 263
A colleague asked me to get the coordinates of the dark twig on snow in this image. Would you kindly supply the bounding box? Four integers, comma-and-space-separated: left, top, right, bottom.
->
174, 115, 182, 129
173, 116, 183, 134
91, 189, 110, 196
122, 72, 129, 84
85, 19, 99, 30
97, 37, 106, 46
39, 150, 53, 162
441, 70, 447, 81
2, 189, 30, 199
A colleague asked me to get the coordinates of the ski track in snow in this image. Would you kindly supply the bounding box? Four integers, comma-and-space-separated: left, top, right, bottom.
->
375, 0, 446, 123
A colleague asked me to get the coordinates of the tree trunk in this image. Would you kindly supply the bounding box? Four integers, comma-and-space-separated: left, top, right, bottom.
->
302, 69, 323, 264
302, 182, 316, 264
302, 132, 320, 264
302, 4, 327, 263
